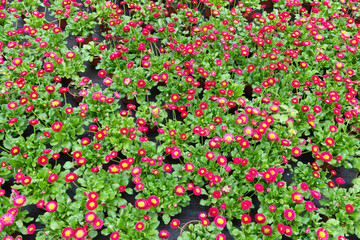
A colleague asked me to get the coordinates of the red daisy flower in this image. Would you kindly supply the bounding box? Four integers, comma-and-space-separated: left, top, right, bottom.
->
10, 146, 20, 156
159, 230, 169, 239
261, 225, 273, 236
170, 93, 179, 102
201, 218, 210, 226
241, 214, 251, 224
38, 155, 49, 165
64, 172, 77, 182
255, 213, 266, 224
345, 204, 354, 213
209, 206, 219, 217
241, 200, 252, 210
277, 223, 285, 234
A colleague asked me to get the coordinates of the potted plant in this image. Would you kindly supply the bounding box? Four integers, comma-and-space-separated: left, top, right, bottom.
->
81, 41, 103, 67
65, 10, 97, 44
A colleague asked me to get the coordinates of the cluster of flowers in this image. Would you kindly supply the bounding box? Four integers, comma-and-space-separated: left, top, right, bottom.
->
0, 0, 360, 239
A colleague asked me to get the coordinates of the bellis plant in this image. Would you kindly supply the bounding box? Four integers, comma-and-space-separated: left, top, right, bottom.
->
1, 0, 360, 239
65, 9, 97, 39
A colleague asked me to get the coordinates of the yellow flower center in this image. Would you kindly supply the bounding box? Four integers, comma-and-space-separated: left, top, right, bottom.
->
75, 231, 83, 238
4, 216, 11, 223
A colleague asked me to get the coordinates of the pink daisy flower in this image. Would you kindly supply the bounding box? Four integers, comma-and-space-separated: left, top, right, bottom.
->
135, 221, 145, 231
244, 126, 254, 136
45, 201, 58, 212
92, 218, 103, 229
65, 52, 75, 59
110, 231, 120, 240
216, 233, 226, 240
36, 200, 45, 208
174, 185, 185, 195
320, 152, 332, 162
159, 230, 169, 239
284, 225, 293, 235
324, 137, 335, 146
171, 149, 181, 159
86, 200, 98, 210
267, 131, 279, 141
216, 155, 227, 166
148, 196, 160, 207
241, 200, 252, 210
291, 192, 303, 203
214, 215, 227, 228
311, 190, 321, 199
198, 212, 207, 219
135, 199, 149, 210
291, 147, 302, 157
209, 206, 219, 217
12, 195, 26, 207
62, 228, 73, 239
305, 201, 315, 211
284, 208, 296, 221
316, 228, 329, 240
73, 227, 87, 240
269, 205, 276, 212
223, 133, 234, 143
277, 223, 285, 234
85, 212, 97, 223
170, 219, 180, 229
0, 213, 15, 226
241, 214, 251, 224
27, 224, 36, 234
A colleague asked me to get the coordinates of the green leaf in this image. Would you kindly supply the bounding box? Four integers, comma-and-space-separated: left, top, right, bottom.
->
63, 161, 74, 170
88, 229, 98, 238
162, 214, 170, 225
101, 228, 113, 236
50, 221, 60, 230
125, 188, 133, 195
231, 228, 241, 236
15, 220, 23, 228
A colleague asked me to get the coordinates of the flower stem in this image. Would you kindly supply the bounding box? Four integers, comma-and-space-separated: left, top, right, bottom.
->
0, 145, 10, 153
